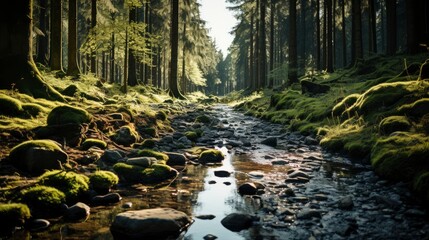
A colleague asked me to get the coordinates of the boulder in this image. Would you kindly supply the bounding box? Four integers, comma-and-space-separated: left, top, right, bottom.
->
198, 149, 224, 164
9, 140, 67, 175
296, 208, 321, 219
338, 195, 354, 210
64, 202, 90, 221
111, 126, 140, 146
220, 213, 254, 232
92, 193, 122, 206
261, 137, 277, 147
214, 170, 231, 178
47, 105, 91, 126
165, 152, 187, 166
238, 182, 258, 195
100, 150, 124, 165
126, 157, 156, 167
110, 208, 192, 239
301, 79, 331, 95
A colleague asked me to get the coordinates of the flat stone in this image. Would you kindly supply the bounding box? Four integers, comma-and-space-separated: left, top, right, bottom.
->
204, 234, 218, 240
221, 213, 254, 232
196, 214, 216, 220
126, 157, 156, 167
64, 202, 90, 221
214, 170, 231, 178
261, 137, 277, 147
92, 193, 122, 206
272, 160, 289, 165
27, 219, 50, 232
238, 182, 258, 195
296, 208, 321, 219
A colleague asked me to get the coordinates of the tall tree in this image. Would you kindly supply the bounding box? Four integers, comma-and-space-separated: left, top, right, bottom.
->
326, 0, 334, 72
315, 0, 321, 70
268, 0, 275, 88
90, 0, 97, 74
385, 0, 396, 55
351, 0, 363, 64
127, 6, 138, 86
169, 0, 185, 98
35, 0, 48, 65
368, 0, 377, 53
0, 1, 63, 100
67, 0, 81, 76
50, 0, 63, 71
341, 0, 347, 66
259, 0, 267, 88
288, 0, 298, 85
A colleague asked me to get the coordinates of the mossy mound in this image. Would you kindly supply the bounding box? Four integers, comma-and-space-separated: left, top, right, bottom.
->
140, 127, 158, 138
379, 116, 412, 135
195, 115, 211, 124
133, 139, 157, 149
371, 132, 429, 182
22, 103, 46, 117
111, 126, 140, 146
9, 139, 68, 175
0, 203, 31, 233
137, 149, 168, 162
332, 94, 360, 118
198, 149, 224, 163
0, 94, 23, 116
47, 105, 92, 126
113, 163, 177, 183
155, 110, 168, 121
38, 170, 89, 202
61, 84, 79, 97
398, 98, 429, 118
81, 138, 107, 150
89, 170, 119, 192
18, 186, 66, 218
185, 131, 199, 142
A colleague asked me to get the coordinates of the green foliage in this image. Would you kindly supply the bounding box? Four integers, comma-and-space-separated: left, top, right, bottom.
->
38, 170, 89, 202
89, 170, 119, 190
81, 138, 107, 150
0, 203, 31, 227
379, 116, 412, 135
137, 149, 168, 162
0, 94, 23, 116
18, 186, 66, 217
10, 140, 63, 157
47, 105, 92, 126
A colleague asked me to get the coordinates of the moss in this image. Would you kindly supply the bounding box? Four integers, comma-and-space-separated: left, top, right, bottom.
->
371, 132, 429, 182
22, 103, 46, 117
141, 164, 178, 183
379, 116, 412, 135
0, 94, 23, 116
18, 186, 66, 218
413, 171, 429, 203
47, 105, 92, 126
38, 170, 89, 202
155, 110, 168, 121
0, 203, 31, 230
398, 98, 429, 118
133, 139, 157, 149
113, 162, 146, 182
198, 149, 224, 163
61, 84, 79, 97
332, 94, 360, 117
111, 126, 140, 146
195, 115, 211, 124
89, 170, 119, 190
81, 138, 107, 150
137, 149, 168, 162
185, 131, 199, 142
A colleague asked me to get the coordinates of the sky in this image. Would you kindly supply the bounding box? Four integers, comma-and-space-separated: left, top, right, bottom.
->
198, 0, 237, 57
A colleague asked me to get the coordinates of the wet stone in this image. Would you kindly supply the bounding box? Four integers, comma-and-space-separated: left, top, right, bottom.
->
296, 209, 322, 219
238, 182, 258, 195
203, 234, 218, 240
196, 214, 216, 220
27, 219, 50, 232
338, 196, 354, 210
214, 170, 231, 178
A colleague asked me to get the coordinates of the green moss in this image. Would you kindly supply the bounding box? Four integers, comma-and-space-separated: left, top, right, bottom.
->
141, 164, 178, 183
47, 105, 92, 126
379, 116, 412, 135
413, 171, 429, 203
137, 149, 168, 162
22, 103, 46, 117
18, 186, 65, 217
198, 149, 224, 163
89, 170, 119, 190
81, 138, 107, 150
133, 139, 157, 149
195, 115, 211, 124
332, 94, 360, 117
371, 132, 429, 182
0, 94, 23, 116
398, 98, 429, 118
113, 163, 146, 182
38, 170, 89, 202
0, 203, 31, 229
185, 131, 199, 141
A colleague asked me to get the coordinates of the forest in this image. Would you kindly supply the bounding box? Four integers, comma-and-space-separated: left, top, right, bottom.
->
0, 0, 428, 239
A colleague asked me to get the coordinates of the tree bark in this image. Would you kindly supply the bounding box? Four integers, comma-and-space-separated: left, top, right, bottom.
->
36, 0, 48, 65
90, 0, 97, 74
67, 0, 81, 76
259, 0, 267, 89
50, 0, 63, 71
268, 0, 275, 88
128, 7, 137, 86
326, 0, 334, 72
341, 0, 347, 67
0, 1, 64, 101
288, 0, 298, 85
315, 0, 321, 70
168, 0, 185, 99
386, 0, 396, 56
368, 0, 377, 53
351, 0, 363, 64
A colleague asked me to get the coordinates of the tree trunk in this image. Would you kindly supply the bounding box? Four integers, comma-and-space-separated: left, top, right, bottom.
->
36, 0, 48, 65
128, 7, 137, 86
168, 0, 185, 99
110, 16, 115, 83
259, 0, 267, 89
181, 21, 187, 94
351, 0, 363, 64
67, 0, 80, 76
249, 14, 255, 90
341, 0, 347, 67
123, 27, 128, 93
315, 0, 321, 70
288, 0, 298, 85
322, 1, 327, 69
386, 0, 396, 56
268, 0, 275, 88
326, 0, 334, 72
255, 0, 260, 90
299, 0, 306, 72
90, 0, 97, 74
368, 0, 377, 53
50, 0, 63, 71
0, 1, 63, 100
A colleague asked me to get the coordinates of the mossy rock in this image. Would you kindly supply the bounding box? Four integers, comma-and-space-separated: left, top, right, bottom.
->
137, 149, 168, 162
9, 140, 68, 175
141, 127, 158, 138
111, 126, 140, 146
38, 170, 89, 202
332, 94, 360, 117
398, 98, 429, 118
0, 94, 23, 116
371, 132, 429, 182
195, 115, 211, 124
113, 163, 146, 182
155, 110, 168, 121
185, 131, 199, 142
18, 186, 66, 218
89, 170, 119, 193
0, 203, 31, 233
61, 84, 79, 97
133, 139, 157, 149
379, 116, 412, 135
413, 171, 429, 204
47, 105, 92, 126
113, 163, 177, 183
198, 149, 224, 163
22, 103, 46, 117
81, 138, 107, 150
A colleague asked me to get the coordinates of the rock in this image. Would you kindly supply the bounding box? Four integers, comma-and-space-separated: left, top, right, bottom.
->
126, 157, 155, 167
64, 202, 90, 221
223, 182, 231, 186
271, 160, 288, 165
220, 213, 254, 232
27, 219, 50, 232
165, 152, 187, 166
304, 136, 318, 145
100, 150, 124, 165
338, 196, 354, 210
288, 170, 310, 179
248, 171, 264, 178
261, 137, 277, 147
240, 138, 251, 147
208, 180, 216, 184
122, 202, 133, 209
92, 193, 122, 206
8, 140, 68, 175
313, 194, 328, 201
47, 105, 92, 126
214, 170, 231, 177
285, 177, 309, 184
301, 79, 331, 95
238, 182, 258, 195
198, 149, 224, 164
196, 214, 216, 220
162, 136, 174, 143
404, 209, 426, 217
225, 140, 242, 147
111, 126, 140, 146
203, 234, 218, 240
296, 208, 321, 219
110, 208, 192, 239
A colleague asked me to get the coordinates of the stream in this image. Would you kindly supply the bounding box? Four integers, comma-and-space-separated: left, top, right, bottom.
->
21, 104, 429, 239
